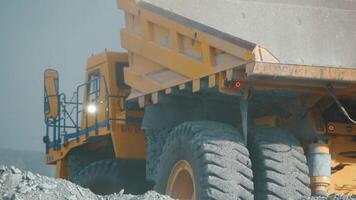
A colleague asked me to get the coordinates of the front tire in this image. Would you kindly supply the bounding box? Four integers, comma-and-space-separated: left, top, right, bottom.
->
155, 121, 254, 200
71, 159, 147, 195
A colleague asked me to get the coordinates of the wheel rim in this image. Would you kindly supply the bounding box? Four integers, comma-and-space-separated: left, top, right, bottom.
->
166, 160, 196, 200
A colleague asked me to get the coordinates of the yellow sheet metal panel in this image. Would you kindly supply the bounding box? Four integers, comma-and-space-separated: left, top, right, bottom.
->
329, 164, 356, 195
44, 69, 59, 119
329, 133, 356, 194
121, 29, 216, 78
328, 135, 356, 165
140, 0, 356, 68
111, 124, 146, 159
247, 62, 356, 83
118, 0, 356, 117
55, 157, 68, 179
118, 0, 254, 101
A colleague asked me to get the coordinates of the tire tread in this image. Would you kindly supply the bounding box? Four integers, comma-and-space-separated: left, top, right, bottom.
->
248, 126, 311, 199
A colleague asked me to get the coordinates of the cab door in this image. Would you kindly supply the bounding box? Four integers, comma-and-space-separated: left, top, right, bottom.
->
81, 68, 107, 134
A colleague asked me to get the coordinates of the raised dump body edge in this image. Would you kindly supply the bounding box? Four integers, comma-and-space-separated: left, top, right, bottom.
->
118, 0, 356, 106
142, 0, 356, 68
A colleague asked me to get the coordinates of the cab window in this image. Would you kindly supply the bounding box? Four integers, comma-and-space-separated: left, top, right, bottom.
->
87, 70, 100, 103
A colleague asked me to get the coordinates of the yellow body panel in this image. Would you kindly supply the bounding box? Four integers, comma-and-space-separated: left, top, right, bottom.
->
118, 0, 356, 109
329, 164, 356, 195
111, 123, 145, 159
118, 0, 253, 102
44, 69, 59, 119
55, 157, 68, 179
46, 52, 145, 172
326, 123, 356, 195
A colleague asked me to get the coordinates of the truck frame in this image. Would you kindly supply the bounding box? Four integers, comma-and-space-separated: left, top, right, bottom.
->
43, 0, 356, 199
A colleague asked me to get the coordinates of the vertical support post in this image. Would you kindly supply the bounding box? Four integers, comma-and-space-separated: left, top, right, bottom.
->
55, 157, 68, 179
95, 105, 99, 136
62, 95, 66, 142
57, 97, 61, 150
239, 94, 249, 144
45, 120, 49, 153
53, 119, 57, 150
95, 77, 99, 136
104, 76, 110, 130
56, 80, 61, 150
85, 95, 89, 138
170, 30, 179, 52
76, 87, 80, 142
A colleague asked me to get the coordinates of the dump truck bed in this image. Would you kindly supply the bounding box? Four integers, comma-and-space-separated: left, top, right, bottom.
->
142, 0, 356, 67
118, 0, 356, 104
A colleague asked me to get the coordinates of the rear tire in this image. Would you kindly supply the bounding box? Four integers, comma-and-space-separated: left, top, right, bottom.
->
155, 121, 254, 200
248, 126, 311, 199
71, 159, 147, 195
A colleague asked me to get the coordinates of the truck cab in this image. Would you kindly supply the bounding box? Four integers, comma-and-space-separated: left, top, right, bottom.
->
43, 51, 146, 194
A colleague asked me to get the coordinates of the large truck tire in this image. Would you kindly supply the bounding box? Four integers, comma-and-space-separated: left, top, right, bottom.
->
155, 121, 254, 200
67, 140, 116, 180
71, 159, 147, 195
248, 126, 311, 199
67, 149, 96, 180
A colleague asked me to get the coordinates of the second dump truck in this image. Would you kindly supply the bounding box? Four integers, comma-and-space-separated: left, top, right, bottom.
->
43, 0, 356, 199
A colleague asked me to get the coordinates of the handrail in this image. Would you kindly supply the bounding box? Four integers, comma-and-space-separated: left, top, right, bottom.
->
43, 75, 118, 152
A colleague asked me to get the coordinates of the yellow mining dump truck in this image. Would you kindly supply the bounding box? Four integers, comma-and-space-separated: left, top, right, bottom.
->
43, 0, 356, 199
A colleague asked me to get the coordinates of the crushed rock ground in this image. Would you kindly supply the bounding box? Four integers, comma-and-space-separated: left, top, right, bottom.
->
0, 166, 172, 200
0, 165, 355, 200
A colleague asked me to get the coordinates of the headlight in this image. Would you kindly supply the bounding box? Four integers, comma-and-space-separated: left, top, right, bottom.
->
87, 104, 97, 114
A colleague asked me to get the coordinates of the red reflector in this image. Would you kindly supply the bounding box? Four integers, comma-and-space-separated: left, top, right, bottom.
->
327, 124, 335, 133
231, 81, 241, 89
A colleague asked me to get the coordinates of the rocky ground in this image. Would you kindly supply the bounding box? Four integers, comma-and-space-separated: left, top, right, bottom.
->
0, 165, 355, 200
307, 195, 356, 200
0, 166, 172, 200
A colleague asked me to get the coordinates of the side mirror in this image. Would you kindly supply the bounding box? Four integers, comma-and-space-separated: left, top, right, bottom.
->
44, 69, 59, 119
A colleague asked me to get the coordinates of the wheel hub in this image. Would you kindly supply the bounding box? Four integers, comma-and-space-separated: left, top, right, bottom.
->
166, 160, 196, 200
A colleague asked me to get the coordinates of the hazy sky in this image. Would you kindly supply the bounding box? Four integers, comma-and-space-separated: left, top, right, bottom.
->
0, 0, 124, 151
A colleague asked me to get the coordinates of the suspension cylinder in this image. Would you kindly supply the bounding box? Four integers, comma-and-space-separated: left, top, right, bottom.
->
308, 142, 331, 196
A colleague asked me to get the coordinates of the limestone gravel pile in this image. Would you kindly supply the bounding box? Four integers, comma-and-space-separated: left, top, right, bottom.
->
0, 165, 354, 200
0, 165, 172, 200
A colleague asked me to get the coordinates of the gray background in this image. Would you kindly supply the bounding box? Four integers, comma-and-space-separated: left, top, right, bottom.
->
0, 0, 124, 152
